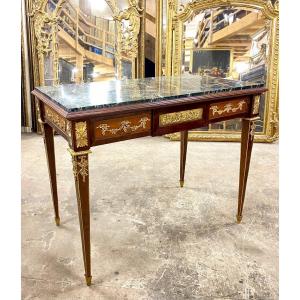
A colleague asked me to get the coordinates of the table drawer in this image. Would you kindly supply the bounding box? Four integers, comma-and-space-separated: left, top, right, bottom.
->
152, 104, 206, 136
209, 98, 249, 120
93, 112, 151, 144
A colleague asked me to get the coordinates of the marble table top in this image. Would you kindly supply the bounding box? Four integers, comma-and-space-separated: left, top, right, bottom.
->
36, 75, 264, 112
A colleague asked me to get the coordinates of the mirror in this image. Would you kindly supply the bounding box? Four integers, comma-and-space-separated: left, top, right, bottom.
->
183, 7, 269, 133
45, 0, 116, 85
30, 0, 145, 133
32, 0, 144, 87
166, 0, 279, 142
53, 0, 116, 84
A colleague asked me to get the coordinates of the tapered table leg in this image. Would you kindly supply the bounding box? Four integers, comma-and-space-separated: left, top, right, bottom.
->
180, 130, 188, 187
42, 122, 60, 226
237, 118, 257, 223
68, 148, 92, 286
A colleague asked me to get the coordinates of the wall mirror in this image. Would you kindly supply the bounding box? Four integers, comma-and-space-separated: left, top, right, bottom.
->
28, 0, 145, 131
55, 0, 116, 84
165, 0, 279, 142
29, 0, 145, 87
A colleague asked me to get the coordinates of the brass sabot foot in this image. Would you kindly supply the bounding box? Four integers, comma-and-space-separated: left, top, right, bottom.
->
180, 180, 184, 188
55, 217, 60, 226
85, 275, 92, 286
236, 215, 243, 224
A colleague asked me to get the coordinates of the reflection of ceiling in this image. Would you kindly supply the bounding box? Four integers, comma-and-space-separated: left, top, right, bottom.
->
58, 30, 113, 66
69, 0, 129, 19
185, 13, 205, 38
89, 0, 114, 18
185, 8, 267, 61
57, 0, 116, 79
208, 11, 266, 61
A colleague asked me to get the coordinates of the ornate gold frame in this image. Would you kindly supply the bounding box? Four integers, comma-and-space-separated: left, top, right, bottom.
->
165, 0, 279, 142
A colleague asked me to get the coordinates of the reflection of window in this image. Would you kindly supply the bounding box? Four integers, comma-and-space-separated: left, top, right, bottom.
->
234, 62, 250, 75
223, 13, 235, 25
250, 41, 260, 56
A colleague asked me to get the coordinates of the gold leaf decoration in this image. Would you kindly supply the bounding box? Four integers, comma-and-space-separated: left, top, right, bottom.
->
97, 117, 150, 135
75, 122, 88, 148
252, 96, 260, 114
159, 108, 203, 127
45, 106, 66, 132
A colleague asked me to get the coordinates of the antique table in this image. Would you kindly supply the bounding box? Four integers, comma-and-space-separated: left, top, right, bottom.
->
32, 75, 266, 286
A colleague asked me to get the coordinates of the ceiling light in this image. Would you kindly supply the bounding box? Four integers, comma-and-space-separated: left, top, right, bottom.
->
89, 0, 106, 11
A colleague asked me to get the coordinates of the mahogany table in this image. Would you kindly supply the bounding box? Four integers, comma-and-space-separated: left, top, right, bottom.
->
32, 75, 266, 286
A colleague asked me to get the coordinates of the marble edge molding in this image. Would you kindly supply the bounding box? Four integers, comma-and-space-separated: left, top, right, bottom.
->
36, 86, 265, 113
35, 76, 265, 113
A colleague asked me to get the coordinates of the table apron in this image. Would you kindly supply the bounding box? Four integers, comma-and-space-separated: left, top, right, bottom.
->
36, 94, 258, 149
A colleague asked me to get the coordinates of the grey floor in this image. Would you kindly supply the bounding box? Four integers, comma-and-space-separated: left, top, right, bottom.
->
21, 133, 278, 300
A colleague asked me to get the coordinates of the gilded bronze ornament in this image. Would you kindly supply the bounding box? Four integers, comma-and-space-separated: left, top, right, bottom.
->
97, 117, 150, 135
75, 122, 88, 148
252, 96, 260, 114
159, 108, 203, 127
45, 106, 66, 132
68, 149, 92, 183
210, 101, 246, 117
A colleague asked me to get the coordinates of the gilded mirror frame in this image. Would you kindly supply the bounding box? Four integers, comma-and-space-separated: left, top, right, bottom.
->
166, 0, 279, 142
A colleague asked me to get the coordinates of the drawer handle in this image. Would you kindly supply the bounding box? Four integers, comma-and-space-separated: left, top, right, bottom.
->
97, 117, 150, 136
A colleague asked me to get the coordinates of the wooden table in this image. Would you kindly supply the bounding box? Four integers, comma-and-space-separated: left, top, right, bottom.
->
32, 75, 266, 286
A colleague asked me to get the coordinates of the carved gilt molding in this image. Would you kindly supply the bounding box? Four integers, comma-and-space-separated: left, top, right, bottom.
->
114, 0, 143, 59
29, 0, 65, 85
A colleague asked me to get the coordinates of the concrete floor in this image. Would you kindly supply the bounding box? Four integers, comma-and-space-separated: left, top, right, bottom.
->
21, 133, 278, 300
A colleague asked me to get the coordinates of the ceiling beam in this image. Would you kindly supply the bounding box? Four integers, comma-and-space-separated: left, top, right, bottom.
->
209, 12, 264, 44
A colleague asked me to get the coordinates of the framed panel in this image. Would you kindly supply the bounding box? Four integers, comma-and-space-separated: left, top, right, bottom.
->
190, 48, 233, 77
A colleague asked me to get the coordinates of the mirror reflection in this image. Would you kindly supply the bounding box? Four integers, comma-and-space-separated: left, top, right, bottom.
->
182, 7, 270, 133
48, 0, 117, 84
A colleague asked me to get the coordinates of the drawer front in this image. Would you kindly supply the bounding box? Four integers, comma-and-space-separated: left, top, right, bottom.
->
209, 98, 249, 120
153, 104, 206, 136
93, 112, 151, 143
